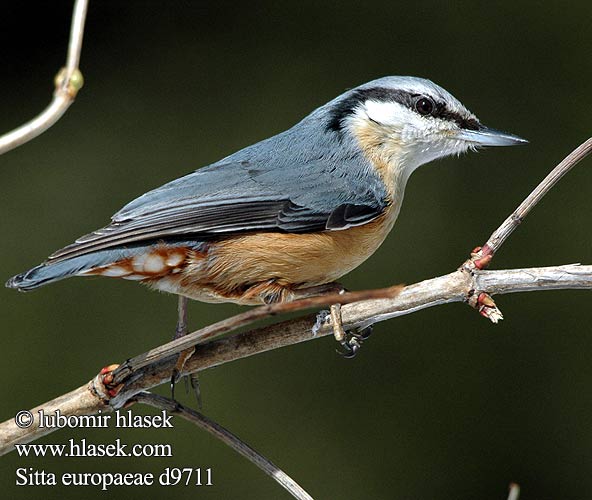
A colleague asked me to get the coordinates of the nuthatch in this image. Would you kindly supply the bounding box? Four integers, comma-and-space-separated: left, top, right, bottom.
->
6, 76, 526, 356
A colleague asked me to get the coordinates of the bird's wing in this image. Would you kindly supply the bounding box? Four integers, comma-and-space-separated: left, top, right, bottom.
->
48, 157, 389, 262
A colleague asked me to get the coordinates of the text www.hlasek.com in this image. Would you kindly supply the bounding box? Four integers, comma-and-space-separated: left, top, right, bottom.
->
15, 438, 171, 458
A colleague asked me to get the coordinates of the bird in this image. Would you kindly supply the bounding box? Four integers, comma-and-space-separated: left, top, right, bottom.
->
6, 76, 527, 358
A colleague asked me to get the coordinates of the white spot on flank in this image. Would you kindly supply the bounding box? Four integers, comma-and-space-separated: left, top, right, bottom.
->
165, 252, 185, 267
143, 254, 165, 273
124, 274, 146, 281
151, 276, 182, 294
100, 266, 130, 277
132, 254, 147, 272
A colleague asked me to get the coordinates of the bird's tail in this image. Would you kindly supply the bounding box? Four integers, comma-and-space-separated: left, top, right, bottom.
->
5, 247, 141, 291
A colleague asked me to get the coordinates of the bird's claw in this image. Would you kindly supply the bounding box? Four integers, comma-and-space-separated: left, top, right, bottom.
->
170, 370, 179, 401
170, 369, 202, 408
185, 373, 203, 410
313, 303, 374, 358
337, 337, 361, 358
336, 325, 373, 358
355, 325, 373, 340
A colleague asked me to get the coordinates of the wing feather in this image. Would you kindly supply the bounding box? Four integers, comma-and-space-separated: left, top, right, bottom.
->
48, 149, 390, 263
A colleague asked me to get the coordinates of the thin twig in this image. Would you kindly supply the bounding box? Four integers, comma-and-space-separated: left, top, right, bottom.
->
460, 137, 592, 321
507, 482, 520, 500
134, 392, 314, 500
66, 0, 88, 72
0, 0, 88, 155
471, 137, 592, 265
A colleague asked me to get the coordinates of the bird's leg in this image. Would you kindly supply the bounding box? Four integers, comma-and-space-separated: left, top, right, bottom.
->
170, 296, 202, 407
291, 282, 373, 358
329, 303, 345, 341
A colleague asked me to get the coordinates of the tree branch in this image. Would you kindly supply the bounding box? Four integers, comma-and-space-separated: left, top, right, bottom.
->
465, 137, 592, 269
1, 263, 590, 456
0, 0, 88, 155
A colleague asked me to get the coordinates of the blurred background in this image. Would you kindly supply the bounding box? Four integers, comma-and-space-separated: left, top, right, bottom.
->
1, 1, 591, 499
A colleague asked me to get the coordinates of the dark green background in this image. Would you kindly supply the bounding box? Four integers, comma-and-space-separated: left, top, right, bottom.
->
1, 1, 591, 499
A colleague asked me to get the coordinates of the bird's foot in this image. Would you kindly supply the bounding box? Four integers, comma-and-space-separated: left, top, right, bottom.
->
170, 346, 201, 407
313, 303, 373, 358
336, 325, 373, 358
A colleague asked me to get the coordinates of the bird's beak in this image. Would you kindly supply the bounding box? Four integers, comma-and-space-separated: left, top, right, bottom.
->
454, 126, 528, 147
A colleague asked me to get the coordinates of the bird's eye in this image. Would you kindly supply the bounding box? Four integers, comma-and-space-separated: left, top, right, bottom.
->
415, 97, 434, 116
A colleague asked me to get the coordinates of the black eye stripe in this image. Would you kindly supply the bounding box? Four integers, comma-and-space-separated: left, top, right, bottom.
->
415, 94, 480, 130
435, 106, 480, 130
326, 87, 481, 132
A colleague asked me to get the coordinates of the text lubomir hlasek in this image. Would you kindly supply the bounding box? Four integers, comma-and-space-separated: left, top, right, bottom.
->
37, 409, 173, 429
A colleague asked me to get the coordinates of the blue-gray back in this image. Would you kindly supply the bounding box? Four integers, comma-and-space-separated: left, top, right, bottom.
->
48, 93, 390, 262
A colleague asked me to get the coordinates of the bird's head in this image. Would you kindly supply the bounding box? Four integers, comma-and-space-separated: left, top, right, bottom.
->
324, 76, 527, 180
